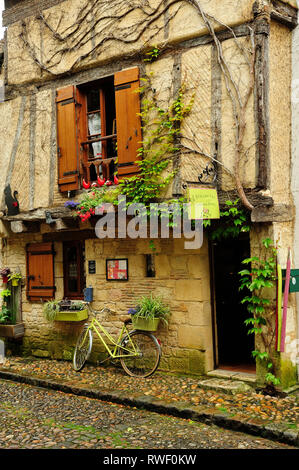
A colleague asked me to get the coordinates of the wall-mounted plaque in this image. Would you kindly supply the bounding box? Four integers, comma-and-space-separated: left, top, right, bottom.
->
106, 259, 128, 281
88, 260, 96, 274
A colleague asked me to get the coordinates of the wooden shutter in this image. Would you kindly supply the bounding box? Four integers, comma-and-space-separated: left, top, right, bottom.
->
56, 86, 87, 192
114, 67, 142, 178
26, 243, 56, 301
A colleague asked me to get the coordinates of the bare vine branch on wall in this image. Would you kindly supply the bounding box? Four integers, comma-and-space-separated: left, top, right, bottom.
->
17, 0, 266, 210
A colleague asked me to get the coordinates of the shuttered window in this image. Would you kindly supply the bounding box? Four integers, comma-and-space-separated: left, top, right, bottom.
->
56, 86, 86, 192
114, 68, 142, 178
56, 67, 141, 191
26, 243, 55, 301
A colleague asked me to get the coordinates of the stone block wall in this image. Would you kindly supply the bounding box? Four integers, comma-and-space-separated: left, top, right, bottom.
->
0, 232, 214, 376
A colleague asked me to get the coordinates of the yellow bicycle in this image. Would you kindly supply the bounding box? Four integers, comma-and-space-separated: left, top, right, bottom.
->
73, 302, 161, 378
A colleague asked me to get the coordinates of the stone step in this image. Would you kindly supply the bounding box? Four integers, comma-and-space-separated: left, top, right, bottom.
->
198, 377, 255, 395
207, 369, 257, 384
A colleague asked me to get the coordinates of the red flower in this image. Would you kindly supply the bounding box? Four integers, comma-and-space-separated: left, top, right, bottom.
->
12, 202, 18, 207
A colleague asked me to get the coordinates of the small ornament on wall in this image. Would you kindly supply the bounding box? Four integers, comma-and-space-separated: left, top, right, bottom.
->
88, 260, 96, 274
4, 185, 19, 216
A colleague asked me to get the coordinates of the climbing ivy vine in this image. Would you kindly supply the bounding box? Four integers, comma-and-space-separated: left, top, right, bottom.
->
239, 238, 280, 386
203, 199, 251, 241
118, 75, 194, 207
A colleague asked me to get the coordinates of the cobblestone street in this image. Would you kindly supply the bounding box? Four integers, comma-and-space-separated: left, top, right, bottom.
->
0, 379, 296, 450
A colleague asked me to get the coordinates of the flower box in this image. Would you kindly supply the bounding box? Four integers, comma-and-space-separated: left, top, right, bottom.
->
0, 322, 25, 339
54, 309, 89, 322
131, 316, 160, 331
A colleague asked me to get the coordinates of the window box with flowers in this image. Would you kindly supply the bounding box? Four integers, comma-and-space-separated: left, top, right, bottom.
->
43, 300, 89, 322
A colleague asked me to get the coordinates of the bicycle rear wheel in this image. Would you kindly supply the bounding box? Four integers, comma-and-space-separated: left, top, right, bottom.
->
120, 331, 161, 378
73, 325, 93, 371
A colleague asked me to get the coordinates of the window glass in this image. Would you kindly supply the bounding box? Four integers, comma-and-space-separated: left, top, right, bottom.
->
63, 241, 85, 299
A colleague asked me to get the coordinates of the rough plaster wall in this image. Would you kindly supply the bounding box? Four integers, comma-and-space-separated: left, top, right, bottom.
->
167, 0, 255, 45
280, 0, 298, 8
1, 235, 214, 374
180, 45, 212, 183
0, 97, 23, 201
5, 0, 256, 86
9, 98, 31, 211
221, 37, 256, 191
34, 90, 53, 209
269, 22, 292, 204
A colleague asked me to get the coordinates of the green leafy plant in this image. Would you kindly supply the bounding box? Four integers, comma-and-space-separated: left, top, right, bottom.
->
1, 289, 11, 300
68, 301, 85, 311
73, 74, 193, 233
144, 46, 160, 62
7, 272, 22, 284
204, 199, 251, 240
239, 238, 280, 386
0, 305, 11, 324
132, 294, 171, 326
118, 79, 193, 210
43, 300, 60, 322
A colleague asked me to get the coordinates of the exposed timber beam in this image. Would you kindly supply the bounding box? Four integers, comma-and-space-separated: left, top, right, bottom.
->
271, 0, 298, 29
251, 204, 295, 222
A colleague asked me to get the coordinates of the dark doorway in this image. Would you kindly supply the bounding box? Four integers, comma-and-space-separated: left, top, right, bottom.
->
212, 235, 255, 373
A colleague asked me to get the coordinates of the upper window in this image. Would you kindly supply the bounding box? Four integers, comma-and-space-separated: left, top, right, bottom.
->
81, 77, 117, 183
56, 67, 142, 192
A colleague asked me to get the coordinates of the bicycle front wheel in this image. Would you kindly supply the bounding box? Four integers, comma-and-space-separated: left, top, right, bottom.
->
120, 331, 161, 378
73, 326, 93, 372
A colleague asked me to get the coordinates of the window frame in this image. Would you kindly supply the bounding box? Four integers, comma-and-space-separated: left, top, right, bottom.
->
56, 67, 141, 192
79, 76, 117, 183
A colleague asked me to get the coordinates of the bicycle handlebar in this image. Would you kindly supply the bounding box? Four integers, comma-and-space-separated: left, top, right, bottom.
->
85, 301, 117, 316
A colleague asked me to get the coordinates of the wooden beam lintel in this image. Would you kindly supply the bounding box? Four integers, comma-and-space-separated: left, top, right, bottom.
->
271, 0, 298, 29
251, 204, 294, 223
2, 206, 74, 222
10, 220, 40, 233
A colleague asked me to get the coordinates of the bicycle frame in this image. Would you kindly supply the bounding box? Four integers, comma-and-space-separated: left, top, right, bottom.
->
82, 315, 139, 359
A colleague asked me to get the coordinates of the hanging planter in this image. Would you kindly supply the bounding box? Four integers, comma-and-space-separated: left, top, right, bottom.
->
7, 272, 22, 287
43, 300, 89, 323
131, 316, 160, 332
129, 294, 171, 332
0, 268, 11, 284
54, 309, 88, 322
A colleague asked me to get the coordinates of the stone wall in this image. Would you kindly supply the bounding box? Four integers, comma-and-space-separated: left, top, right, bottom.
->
1, 233, 214, 375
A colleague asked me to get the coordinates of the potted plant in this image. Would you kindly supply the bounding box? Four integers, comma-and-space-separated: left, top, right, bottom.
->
0, 291, 24, 338
43, 300, 60, 322
0, 268, 11, 284
129, 294, 170, 331
7, 272, 22, 287
0, 305, 11, 324
1, 288, 11, 303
